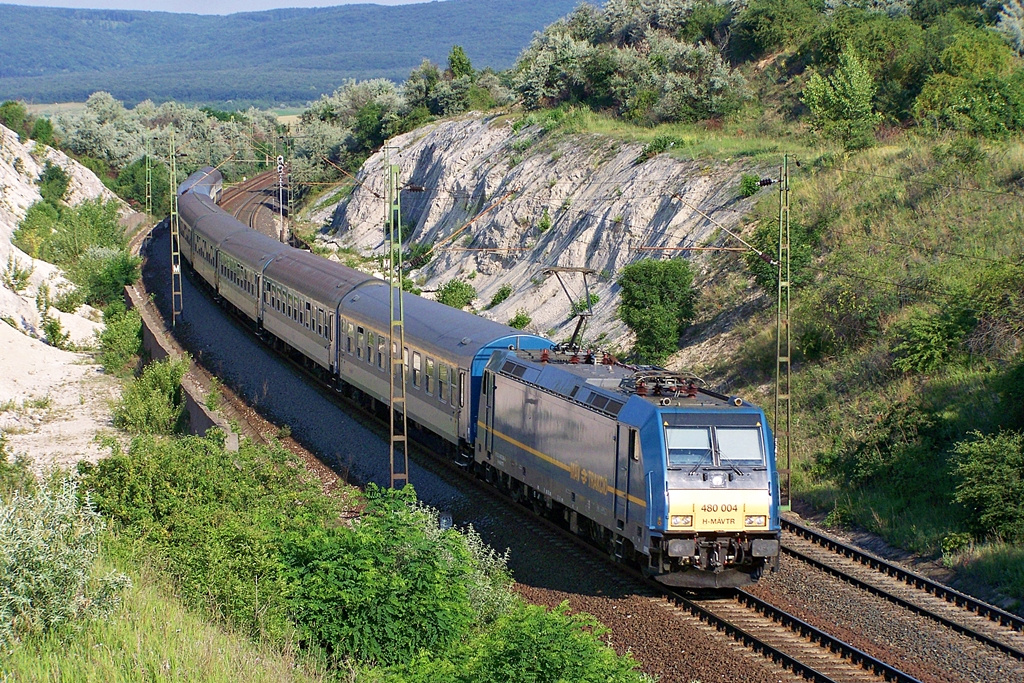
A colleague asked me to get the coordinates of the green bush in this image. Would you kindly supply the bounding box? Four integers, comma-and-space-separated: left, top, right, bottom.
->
114, 156, 169, 214
507, 309, 531, 329
732, 0, 824, 60
570, 293, 599, 316
739, 173, 761, 197
436, 278, 476, 309
38, 162, 69, 206
803, 47, 879, 149
0, 478, 131, 652
42, 316, 70, 350
113, 356, 190, 435
70, 247, 141, 308
98, 306, 142, 374
617, 260, 696, 365
487, 284, 513, 309
890, 305, 974, 373
953, 431, 1024, 542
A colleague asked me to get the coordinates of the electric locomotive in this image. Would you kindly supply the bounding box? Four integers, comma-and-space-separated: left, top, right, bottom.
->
174, 168, 781, 587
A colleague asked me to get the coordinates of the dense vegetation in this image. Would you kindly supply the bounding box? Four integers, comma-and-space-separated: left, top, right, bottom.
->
0, 0, 579, 109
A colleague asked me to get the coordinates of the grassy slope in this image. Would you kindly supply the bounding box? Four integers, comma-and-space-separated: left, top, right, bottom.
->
532, 64, 1024, 609
3, 561, 326, 682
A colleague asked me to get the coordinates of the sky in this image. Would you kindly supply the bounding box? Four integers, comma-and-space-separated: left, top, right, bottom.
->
4, 0, 434, 13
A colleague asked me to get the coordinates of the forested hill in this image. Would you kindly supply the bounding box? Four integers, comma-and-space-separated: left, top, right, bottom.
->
0, 0, 580, 108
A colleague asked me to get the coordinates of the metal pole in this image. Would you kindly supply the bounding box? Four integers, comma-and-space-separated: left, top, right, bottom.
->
774, 155, 792, 510
387, 152, 410, 488
168, 131, 184, 328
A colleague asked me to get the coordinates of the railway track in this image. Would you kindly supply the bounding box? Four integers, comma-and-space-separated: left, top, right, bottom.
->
151, 186, 1017, 682
780, 517, 1024, 662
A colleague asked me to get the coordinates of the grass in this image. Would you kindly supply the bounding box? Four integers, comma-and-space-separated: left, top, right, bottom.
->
946, 541, 1024, 613
2, 562, 327, 682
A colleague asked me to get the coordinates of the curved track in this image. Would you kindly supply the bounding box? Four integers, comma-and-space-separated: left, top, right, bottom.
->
145, 184, 1020, 682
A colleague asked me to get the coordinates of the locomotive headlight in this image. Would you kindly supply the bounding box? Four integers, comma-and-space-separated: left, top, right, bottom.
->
744, 515, 767, 527
670, 515, 693, 527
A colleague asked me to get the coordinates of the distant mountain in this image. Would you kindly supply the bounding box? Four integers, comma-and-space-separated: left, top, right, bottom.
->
0, 0, 582, 109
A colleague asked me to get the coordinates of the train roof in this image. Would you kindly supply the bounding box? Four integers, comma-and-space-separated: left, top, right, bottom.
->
178, 167, 222, 198
264, 249, 377, 308
341, 281, 549, 365
219, 229, 290, 271
489, 349, 752, 419
180, 192, 248, 245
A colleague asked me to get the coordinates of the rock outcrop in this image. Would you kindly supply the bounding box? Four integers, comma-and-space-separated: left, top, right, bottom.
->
319, 114, 769, 353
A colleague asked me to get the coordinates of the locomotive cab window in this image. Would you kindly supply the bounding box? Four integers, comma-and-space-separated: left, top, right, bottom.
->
717, 428, 764, 467
665, 427, 712, 467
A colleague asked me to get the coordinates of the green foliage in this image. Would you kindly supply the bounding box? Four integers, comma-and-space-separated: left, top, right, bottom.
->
0, 100, 28, 135
732, 0, 824, 59
112, 356, 190, 435
537, 207, 552, 233
487, 284, 513, 309
38, 162, 69, 206
617, 259, 696, 364
456, 601, 646, 682
436, 278, 477, 310
953, 431, 1024, 542
803, 47, 879, 149
507, 309, 532, 329
636, 134, 683, 163
0, 478, 131, 652
739, 173, 761, 197
890, 305, 974, 373
571, 292, 599, 316
448, 45, 473, 79
69, 247, 141, 308
98, 305, 142, 374
30, 117, 54, 146
204, 377, 223, 412
42, 316, 70, 350
913, 29, 1024, 135
285, 485, 477, 666
114, 156, 169, 213
1, 255, 33, 293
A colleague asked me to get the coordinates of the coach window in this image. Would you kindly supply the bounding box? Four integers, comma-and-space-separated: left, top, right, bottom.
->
366, 331, 375, 364
357, 327, 364, 360
328, 314, 334, 342
439, 364, 449, 403
412, 352, 422, 388
425, 357, 434, 395
306, 302, 312, 329
458, 371, 466, 407
377, 335, 386, 370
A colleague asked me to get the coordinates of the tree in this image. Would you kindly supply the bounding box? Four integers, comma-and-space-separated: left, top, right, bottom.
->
803, 47, 878, 149
436, 278, 477, 309
953, 431, 1024, 542
0, 100, 28, 136
997, 0, 1024, 56
448, 45, 473, 79
617, 259, 697, 365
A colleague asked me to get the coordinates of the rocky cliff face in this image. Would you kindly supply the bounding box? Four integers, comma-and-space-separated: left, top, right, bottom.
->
0, 123, 127, 342
317, 114, 769, 356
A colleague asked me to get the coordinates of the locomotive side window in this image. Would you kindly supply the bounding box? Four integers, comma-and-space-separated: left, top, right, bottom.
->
665, 427, 712, 467
425, 356, 434, 395
717, 428, 764, 467
439, 364, 449, 403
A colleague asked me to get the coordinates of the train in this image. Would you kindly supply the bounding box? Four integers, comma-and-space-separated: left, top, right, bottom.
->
175, 167, 782, 588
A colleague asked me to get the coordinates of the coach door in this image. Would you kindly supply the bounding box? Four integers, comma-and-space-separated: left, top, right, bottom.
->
614, 427, 638, 530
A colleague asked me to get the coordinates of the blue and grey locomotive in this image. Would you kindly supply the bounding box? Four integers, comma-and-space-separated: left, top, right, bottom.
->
175, 168, 781, 587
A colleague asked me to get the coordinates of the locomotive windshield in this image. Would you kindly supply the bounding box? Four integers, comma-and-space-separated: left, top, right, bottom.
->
666, 427, 712, 466
716, 427, 765, 466
665, 426, 765, 468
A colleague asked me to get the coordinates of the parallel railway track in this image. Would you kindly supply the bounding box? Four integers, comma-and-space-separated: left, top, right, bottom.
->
780, 517, 1024, 662
156, 180, 1019, 682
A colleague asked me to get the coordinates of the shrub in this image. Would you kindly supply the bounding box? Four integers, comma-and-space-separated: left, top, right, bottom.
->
803, 47, 879, 149
0, 478, 131, 652
732, 0, 824, 59
537, 207, 552, 233
113, 356, 190, 435
436, 278, 477, 309
740, 173, 761, 197
1, 255, 32, 293
507, 309, 532, 330
42, 316, 70, 350
571, 292, 600, 316
890, 305, 974, 373
99, 306, 142, 374
487, 284, 513, 309
617, 259, 696, 365
71, 247, 141, 307
38, 162, 69, 206
953, 431, 1024, 542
